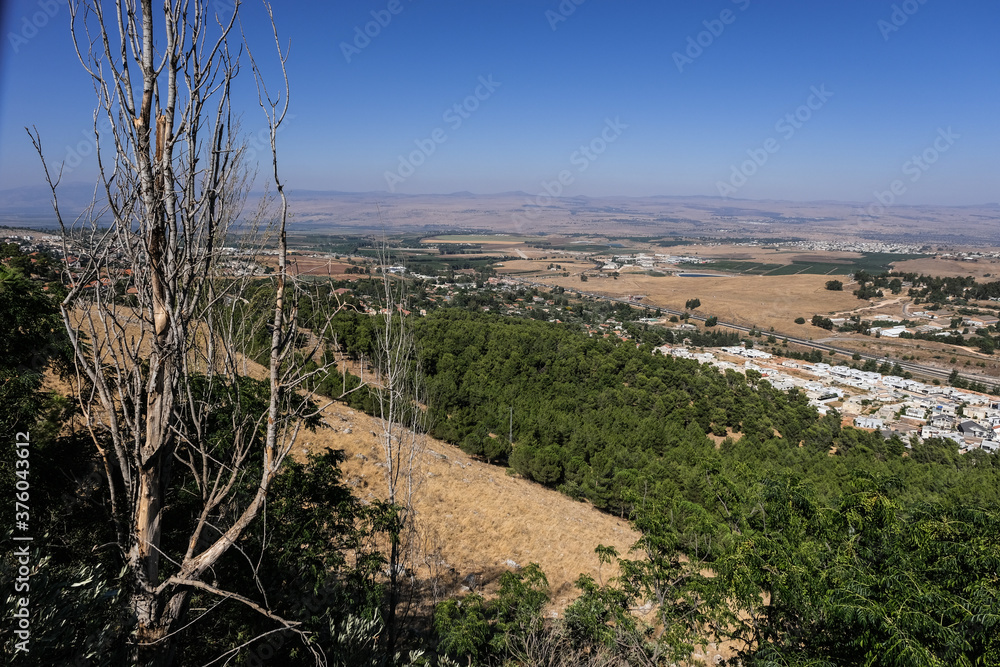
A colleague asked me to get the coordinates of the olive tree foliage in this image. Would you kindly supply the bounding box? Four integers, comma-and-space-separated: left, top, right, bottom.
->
28, 1, 346, 663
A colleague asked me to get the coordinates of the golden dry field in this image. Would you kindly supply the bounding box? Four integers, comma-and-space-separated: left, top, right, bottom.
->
545, 271, 862, 332
891, 256, 1000, 280
285, 255, 355, 277
256, 252, 359, 277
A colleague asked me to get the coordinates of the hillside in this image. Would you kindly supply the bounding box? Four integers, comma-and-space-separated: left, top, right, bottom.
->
296, 398, 641, 609
51, 307, 641, 605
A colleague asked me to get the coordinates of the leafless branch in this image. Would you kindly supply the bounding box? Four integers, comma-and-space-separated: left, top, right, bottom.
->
31, 2, 346, 664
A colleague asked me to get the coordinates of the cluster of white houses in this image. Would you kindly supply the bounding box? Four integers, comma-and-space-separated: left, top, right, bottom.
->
654, 343, 1000, 454
821, 308, 1000, 339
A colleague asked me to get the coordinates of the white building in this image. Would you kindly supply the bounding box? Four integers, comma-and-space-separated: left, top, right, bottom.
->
855, 416, 884, 429
920, 425, 965, 444
879, 326, 909, 338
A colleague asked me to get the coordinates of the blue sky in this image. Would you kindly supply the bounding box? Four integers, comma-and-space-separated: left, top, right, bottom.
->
1, 0, 997, 204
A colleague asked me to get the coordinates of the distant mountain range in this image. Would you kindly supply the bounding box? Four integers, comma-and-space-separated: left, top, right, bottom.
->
2, 184, 998, 244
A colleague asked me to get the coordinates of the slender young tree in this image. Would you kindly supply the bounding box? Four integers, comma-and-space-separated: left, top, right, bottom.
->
29, 1, 341, 664
371, 235, 425, 655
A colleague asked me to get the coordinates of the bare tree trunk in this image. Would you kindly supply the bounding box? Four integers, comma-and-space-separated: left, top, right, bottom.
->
30, 2, 341, 664
371, 235, 425, 656
130, 8, 179, 653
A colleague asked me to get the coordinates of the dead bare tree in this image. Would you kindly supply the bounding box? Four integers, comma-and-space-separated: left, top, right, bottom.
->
28, 1, 342, 664
371, 235, 425, 656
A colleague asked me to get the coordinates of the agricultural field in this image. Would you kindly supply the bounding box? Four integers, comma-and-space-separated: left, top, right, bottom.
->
400, 255, 510, 274
260, 253, 357, 278
765, 262, 854, 276
529, 240, 622, 253
673, 249, 924, 276
542, 272, 863, 333
420, 234, 539, 245
892, 256, 1000, 280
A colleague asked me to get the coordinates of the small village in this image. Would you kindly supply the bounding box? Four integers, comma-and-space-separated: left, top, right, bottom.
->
657, 342, 1000, 454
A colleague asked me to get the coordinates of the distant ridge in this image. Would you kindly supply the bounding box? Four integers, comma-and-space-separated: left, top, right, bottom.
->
1, 186, 998, 243
4, 184, 995, 212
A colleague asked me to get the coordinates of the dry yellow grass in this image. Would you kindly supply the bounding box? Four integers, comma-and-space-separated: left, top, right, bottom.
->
302, 407, 731, 661
297, 400, 640, 606
259, 254, 360, 278
891, 256, 1000, 280
545, 272, 862, 332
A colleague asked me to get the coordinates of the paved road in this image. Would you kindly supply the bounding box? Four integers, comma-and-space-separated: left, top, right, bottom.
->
511, 277, 999, 388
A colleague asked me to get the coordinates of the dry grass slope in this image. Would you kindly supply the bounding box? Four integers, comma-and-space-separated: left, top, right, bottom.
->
297, 400, 640, 608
